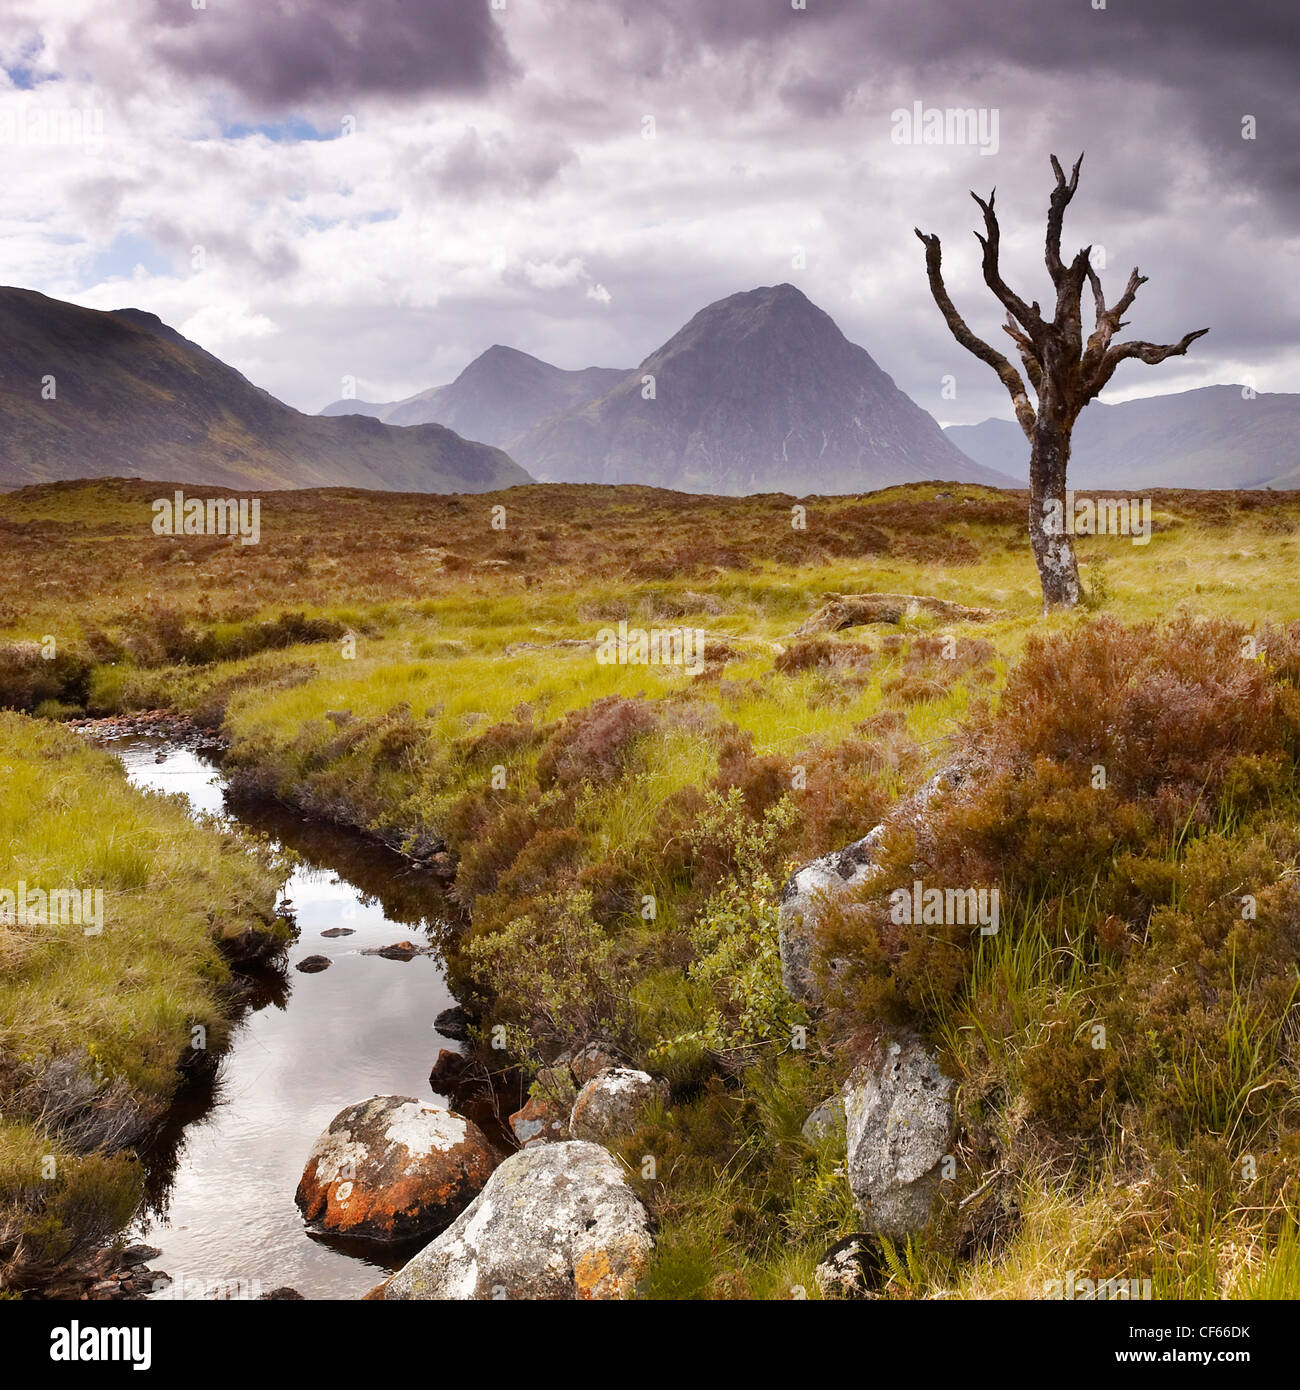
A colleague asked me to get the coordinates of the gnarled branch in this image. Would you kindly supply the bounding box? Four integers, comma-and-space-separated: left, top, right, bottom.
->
970, 189, 1048, 349
914, 227, 1036, 438
1046, 152, 1084, 285
1091, 326, 1210, 396
1001, 314, 1043, 395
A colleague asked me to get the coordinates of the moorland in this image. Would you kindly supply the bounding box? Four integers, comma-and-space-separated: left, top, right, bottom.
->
4, 475, 1300, 1298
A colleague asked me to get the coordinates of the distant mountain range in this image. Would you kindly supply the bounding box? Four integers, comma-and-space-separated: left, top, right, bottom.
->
0, 288, 529, 493
323, 284, 1013, 494
322, 346, 628, 444
5, 281, 1290, 499
945, 385, 1300, 490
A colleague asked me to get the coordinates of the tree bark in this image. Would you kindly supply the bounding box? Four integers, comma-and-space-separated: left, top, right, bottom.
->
915, 156, 1207, 614
1028, 416, 1080, 609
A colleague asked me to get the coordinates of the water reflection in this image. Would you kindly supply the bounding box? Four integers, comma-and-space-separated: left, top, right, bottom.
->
108, 738, 468, 1300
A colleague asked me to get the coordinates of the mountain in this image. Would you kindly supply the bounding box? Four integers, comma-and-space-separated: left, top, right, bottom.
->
508, 284, 1014, 494
320, 347, 628, 445
0, 288, 531, 493
946, 386, 1300, 490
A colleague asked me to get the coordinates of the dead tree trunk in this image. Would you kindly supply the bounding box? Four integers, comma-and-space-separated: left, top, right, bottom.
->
1029, 413, 1078, 607
915, 155, 1209, 611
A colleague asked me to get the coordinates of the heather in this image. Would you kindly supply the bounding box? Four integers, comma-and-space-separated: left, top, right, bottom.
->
4, 477, 1300, 1296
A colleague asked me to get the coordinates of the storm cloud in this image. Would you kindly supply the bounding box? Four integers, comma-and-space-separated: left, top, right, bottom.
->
1, 0, 1295, 425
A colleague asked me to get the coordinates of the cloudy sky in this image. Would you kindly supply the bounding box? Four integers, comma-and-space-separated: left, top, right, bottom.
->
1, 0, 1295, 426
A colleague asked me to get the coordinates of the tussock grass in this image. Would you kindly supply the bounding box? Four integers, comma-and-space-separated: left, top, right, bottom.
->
0, 713, 288, 1288
6, 478, 1300, 1297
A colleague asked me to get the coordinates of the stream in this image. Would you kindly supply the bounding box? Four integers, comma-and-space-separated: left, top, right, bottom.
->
105, 736, 472, 1300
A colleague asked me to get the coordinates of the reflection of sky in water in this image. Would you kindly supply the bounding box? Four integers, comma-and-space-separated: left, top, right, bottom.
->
110, 739, 461, 1300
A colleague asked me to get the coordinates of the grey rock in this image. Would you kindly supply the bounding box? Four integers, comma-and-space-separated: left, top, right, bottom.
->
569, 1067, 668, 1144
383, 1141, 652, 1300
534, 1041, 626, 1109
777, 762, 971, 1006
843, 1037, 955, 1239
801, 1094, 846, 1143
778, 827, 885, 1006
814, 1234, 880, 1299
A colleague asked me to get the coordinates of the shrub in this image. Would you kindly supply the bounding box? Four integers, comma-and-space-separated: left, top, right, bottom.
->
462, 889, 633, 1059
536, 696, 658, 789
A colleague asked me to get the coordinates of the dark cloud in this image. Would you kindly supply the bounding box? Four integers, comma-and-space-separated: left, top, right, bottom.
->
416, 127, 577, 200
13, 0, 1297, 423
147, 0, 515, 106
146, 216, 301, 280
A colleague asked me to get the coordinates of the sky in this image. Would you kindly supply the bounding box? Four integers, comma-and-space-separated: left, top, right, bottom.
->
1, 0, 1296, 426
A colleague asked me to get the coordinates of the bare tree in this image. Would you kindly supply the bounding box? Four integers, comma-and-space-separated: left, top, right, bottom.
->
915, 154, 1209, 609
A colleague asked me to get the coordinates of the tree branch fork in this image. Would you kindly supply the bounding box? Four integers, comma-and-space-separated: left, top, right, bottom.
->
914, 153, 1209, 441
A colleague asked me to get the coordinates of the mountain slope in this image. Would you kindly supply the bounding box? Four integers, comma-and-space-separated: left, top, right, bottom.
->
0, 288, 531, 493
319, 347, 628, 445
509, 284, 1013, 494
946, 386, 1300, 490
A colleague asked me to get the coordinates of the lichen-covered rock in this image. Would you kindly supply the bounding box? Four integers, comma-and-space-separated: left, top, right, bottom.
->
843, 1038, 954, 1239
509, 1092, 568, 1148
778, 763, 972, 1006
295, 1095, 495, 1241
801, 1094, 846, 1143
778, 830, 884, 1006
534, 1041, 626, 1109
569, 1067, 668, 1143
383, 1141, 652, 1300
814, 1234, 881, 1300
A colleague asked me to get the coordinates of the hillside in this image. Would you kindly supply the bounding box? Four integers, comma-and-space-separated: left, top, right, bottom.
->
0, 288, 531, 494
319, 347, 628, 446
946, 385, 1300, 490
510, 285, 1013, 494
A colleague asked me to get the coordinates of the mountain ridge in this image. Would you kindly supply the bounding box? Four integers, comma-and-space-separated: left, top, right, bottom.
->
0, 287, 530, 494
945, 385, 1300, 491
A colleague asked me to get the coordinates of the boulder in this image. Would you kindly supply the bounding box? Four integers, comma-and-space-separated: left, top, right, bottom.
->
362, 940, 428, 960
814, 1234, 881, 1300
434, 1005, 471, 1041
843, 1038, 955, 1239
536, 1041, 625, 1099
569, 1042, 626, 1086
569, 1068, 668, 1144
777, 763, 972, 1006
429, 1048, 477, 1092
295, 954, 331, 974
801, 1094, 846, 1144
777, 829, 884, 1006
383, 1141, 652, 1300
509, 1092, 568, 1148
295, 1095, 495, 1241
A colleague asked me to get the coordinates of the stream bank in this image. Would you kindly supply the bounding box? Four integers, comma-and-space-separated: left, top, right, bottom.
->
104, 737, 499, 1300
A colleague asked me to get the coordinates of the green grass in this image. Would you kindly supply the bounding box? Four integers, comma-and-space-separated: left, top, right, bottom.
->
0, 712, 288, 1287
6, 478, 1300, 1298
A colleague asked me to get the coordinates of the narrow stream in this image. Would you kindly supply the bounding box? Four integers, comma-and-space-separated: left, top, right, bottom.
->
106, 736, 472, 1300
